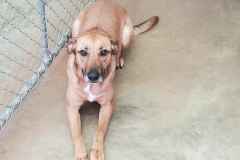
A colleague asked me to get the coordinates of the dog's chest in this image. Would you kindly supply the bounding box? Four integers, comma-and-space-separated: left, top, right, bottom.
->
84, 84, 102, 102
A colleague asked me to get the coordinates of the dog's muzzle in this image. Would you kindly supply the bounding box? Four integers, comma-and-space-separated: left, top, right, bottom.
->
86, 68, 102, 83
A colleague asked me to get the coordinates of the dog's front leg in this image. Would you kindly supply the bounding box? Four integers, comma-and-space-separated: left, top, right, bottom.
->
90, 102, 114, 160
66, 101, 87, 160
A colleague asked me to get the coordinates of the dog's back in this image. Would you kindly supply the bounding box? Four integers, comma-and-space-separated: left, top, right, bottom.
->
80, 0, 127, 41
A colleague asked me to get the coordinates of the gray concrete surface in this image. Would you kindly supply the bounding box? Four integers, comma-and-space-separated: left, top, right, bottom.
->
1, 0, 240, 159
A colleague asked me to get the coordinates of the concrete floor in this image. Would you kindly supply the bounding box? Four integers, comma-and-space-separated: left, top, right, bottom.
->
1, 0, 240, 159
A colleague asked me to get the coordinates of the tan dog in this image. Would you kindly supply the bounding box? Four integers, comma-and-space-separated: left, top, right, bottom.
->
66, 0, 159, 159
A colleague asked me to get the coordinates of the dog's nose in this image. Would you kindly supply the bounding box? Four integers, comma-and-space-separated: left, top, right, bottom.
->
87, 69, 100, 82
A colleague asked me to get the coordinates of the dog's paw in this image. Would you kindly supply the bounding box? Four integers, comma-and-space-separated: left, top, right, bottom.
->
90, 148, 104, 160
75, 154, 88, 160
116, 57, 124, 69
119, 57, 124, 69
76, 157, 88, 160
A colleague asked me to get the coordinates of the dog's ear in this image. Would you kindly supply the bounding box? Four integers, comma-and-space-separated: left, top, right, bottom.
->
67, 38, 77, 54
111, 40, 118, 55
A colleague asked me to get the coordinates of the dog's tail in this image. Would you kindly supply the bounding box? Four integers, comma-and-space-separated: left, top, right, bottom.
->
133, 16, 159, 36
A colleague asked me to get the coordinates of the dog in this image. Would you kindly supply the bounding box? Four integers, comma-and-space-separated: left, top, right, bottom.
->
66, 0, 159, 159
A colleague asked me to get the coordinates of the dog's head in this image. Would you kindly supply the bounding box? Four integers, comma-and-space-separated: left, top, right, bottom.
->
67, 28, 118, 84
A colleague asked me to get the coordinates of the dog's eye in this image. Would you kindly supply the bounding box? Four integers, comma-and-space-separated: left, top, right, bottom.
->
99, 49, 109, 57
78, 50, 88, 56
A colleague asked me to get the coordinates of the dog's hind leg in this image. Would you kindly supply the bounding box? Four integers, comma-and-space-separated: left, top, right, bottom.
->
118, 16, 134, 69
122, 17, 134, 48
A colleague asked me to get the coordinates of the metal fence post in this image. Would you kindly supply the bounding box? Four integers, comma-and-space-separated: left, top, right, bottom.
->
38, 0, 51, 65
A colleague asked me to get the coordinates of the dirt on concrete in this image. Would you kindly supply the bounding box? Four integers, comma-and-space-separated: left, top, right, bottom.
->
1, 0, 240, 160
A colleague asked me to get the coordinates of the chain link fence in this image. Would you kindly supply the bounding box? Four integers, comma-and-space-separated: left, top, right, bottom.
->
0, 0, 95, 131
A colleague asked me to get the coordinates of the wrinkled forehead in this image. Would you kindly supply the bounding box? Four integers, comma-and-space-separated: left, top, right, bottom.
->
76, 33, 112, 50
